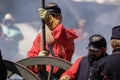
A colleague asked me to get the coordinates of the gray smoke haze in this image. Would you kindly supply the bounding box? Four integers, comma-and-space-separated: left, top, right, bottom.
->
0, 0, 120, 63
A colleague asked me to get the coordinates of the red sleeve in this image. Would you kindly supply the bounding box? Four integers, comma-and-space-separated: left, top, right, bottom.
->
51, 23, 78, 61
27, 33, 41, 58
60, 56, 83, 80
52, 23, 78, 49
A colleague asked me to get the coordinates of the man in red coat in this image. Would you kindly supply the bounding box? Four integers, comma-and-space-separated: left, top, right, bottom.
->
27, 2, 77, 78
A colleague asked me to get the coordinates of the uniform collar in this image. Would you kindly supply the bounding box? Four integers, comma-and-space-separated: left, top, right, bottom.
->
112, 48, 120, 54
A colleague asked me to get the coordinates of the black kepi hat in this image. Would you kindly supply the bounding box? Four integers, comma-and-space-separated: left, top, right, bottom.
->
45, 3, 61, 14
87, 34, 107, 51
111, 26, 120, 40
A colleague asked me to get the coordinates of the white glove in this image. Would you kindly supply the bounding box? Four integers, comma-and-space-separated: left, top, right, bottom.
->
38, 8, 50, 21
38, 8, 59, 30
38, 50, 49, 56
59, 75, 71, 80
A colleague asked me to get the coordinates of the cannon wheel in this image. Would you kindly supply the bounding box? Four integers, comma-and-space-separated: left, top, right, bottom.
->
17, 56, 72, 80
4, 60, 40, 80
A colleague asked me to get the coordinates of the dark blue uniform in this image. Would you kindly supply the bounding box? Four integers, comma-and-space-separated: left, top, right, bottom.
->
91, 48, 120, 80
76, 53, 108, 80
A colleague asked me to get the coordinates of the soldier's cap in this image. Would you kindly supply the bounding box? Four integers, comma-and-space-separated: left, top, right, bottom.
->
2, 13, 15, 22
87, 34, 107, 51
3, 13, 15, 20
111, 26, 120, 40
45, 3, 61, 14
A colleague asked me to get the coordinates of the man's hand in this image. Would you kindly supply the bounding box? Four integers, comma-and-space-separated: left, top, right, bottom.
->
38, 8, 59, 30
59, 75, 71, 80
38, 8, 50, 21
38, 50, 49, 56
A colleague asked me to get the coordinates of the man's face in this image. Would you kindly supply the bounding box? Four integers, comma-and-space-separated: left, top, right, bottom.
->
88, 48, 105, 61
51, 14, 62, 21
4, 20, 14, 26
89, 49, 102, 57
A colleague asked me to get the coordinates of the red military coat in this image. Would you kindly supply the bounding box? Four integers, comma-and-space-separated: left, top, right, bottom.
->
27, 23, 78, 73
60, 57, 82, 80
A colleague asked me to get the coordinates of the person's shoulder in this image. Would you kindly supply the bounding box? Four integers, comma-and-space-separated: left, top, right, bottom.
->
78, 56, 88, 61
79, 55, 88, 58
102, 53, 120, 59
35, 33, 42, 39
96, 54, 113, 65
106, 53, 120, 60
1, 24, 8, 28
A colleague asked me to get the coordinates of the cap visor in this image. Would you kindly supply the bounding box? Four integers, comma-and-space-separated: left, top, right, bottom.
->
87, 45, 100, 51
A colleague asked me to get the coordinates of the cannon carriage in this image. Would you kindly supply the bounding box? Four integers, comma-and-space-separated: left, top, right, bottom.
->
4, 56, 72, 80
3, 1, 74, 79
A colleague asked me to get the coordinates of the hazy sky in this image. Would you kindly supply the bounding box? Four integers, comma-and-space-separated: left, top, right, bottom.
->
1, 0, 120, 62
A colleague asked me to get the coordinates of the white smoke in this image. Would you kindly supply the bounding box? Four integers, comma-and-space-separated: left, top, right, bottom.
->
1, 0, 120, 63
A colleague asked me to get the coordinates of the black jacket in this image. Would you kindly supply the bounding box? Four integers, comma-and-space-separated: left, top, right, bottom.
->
91, 48, 120, 80
75, 53, 108, 80
0, 50, 7, 80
